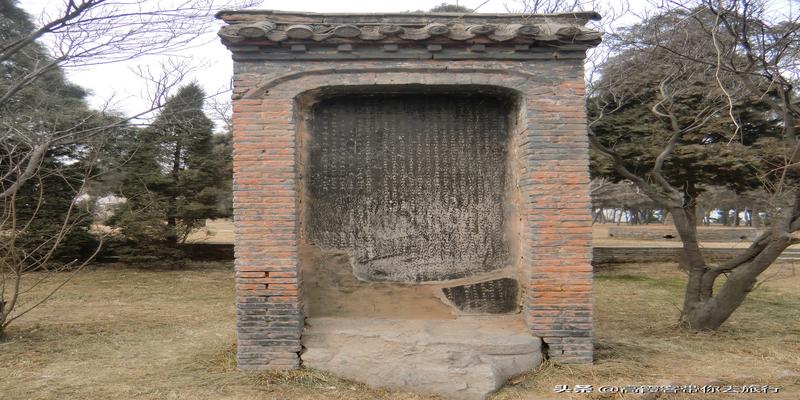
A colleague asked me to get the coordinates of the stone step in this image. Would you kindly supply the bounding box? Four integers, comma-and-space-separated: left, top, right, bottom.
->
301, 317, 542, 400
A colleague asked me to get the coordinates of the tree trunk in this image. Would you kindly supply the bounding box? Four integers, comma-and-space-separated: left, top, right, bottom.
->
681, 235, 790, 330
166, 141, 182, 247
166, 216, 178, 247
593, 207, 602, 224
629, 208, 639, 225
663, 209, 673, 224
720, 208, 729, 226
752, 208, 762, 228
0, 300, 5, 338
677, 192, 794, 330
670, 204, 705, 273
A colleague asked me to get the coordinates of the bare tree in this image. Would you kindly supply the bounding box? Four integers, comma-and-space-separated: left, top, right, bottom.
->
0, 0, 261, 336
508, 0, 631, 82
590, 0, 800, 330
207, 94, 233, 134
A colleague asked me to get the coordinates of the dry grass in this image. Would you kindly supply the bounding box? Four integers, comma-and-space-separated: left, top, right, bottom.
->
0, 261, 798, 399
495, 263, 800, 399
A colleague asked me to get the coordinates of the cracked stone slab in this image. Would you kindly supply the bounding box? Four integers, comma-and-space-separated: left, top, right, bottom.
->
301, 317, 542, 400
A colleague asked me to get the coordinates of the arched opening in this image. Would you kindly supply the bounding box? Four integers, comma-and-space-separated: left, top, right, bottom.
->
295, 85, 526, 319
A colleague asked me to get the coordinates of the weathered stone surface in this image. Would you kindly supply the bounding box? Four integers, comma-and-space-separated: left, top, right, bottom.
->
308, 94, 511, 282
302, 317, 542, 400
442, 278, 519, 314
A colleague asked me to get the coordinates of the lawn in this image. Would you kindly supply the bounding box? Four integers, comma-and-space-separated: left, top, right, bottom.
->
1, 261, 798, 399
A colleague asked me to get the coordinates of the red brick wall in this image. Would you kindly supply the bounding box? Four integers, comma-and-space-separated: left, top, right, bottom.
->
522, 75, 593, 363
231, 60, 594, 369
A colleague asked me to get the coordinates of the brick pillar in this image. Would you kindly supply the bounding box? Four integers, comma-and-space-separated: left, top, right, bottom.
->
232, 94, 303, 369
522, 67, 594, 364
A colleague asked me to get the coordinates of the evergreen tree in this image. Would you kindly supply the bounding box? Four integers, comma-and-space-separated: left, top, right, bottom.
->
1, 0, 107, 262
211, 131, 234, 218
429, 3, 471, 13
1, 0, 240, 334
589, 15, 783, 196
1, 0, 114, 335
109, 83, 229, 259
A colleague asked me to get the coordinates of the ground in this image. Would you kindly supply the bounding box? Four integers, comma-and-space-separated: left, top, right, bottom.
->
1, 260, 798, 400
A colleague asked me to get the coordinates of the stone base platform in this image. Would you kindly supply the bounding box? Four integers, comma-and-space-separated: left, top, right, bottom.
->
301, 317, 543, 400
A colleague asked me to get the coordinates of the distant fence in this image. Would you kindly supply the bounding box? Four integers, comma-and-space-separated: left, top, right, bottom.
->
592, 247, 739, 265
605, 227, 759, 242
150, 243, 798, 267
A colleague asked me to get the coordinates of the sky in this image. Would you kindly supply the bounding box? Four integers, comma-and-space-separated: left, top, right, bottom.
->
19, 0, 519, 126
18, 0, 797, 128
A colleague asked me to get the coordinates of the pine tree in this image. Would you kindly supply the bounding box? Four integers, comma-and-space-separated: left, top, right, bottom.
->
589, 19, 782, 195
429, 3, 472, 13
1, 0, 112, 335
1, 0, 107, 262
109, 83, 229, 259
